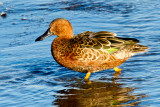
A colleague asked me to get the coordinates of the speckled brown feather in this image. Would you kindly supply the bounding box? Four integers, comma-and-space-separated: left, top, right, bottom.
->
51, 31, 148, 73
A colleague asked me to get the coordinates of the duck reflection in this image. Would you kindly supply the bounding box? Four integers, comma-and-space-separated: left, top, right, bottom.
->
53, 78, 146, 107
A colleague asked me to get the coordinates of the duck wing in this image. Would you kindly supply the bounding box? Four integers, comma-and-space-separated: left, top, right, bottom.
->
73, 31, 139, 54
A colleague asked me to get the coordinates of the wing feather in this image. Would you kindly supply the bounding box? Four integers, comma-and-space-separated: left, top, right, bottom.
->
72, 31, 139, 54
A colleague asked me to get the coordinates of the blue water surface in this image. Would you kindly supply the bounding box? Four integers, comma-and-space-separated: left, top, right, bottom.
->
0, 0, 160, 107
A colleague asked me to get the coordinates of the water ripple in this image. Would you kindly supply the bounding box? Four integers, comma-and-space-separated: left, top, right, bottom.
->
0, 0, 160, 106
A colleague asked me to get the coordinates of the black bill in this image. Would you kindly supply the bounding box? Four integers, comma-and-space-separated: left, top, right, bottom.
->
35, 28, 53, 41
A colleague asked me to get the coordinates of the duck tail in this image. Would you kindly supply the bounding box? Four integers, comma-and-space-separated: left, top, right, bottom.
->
132, 44, 149, 53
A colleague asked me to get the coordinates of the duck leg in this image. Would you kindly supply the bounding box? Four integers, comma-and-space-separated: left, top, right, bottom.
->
113, 67, 122, 78
114, 67, 122, 73
84, 72, 92, 84
84, 72, 91, 81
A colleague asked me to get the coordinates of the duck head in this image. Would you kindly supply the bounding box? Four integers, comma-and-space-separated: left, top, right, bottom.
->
35, 18, 73, 41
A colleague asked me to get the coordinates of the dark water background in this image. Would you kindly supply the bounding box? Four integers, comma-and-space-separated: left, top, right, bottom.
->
0, 0, 160, 106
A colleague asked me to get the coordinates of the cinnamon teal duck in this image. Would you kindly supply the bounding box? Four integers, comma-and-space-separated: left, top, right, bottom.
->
35, 18, 149, 80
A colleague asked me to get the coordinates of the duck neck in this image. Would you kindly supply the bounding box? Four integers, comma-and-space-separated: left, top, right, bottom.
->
58, 34, 73, 39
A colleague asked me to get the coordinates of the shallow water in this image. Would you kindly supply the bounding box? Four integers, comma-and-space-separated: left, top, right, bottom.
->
0, 0, 160, 106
